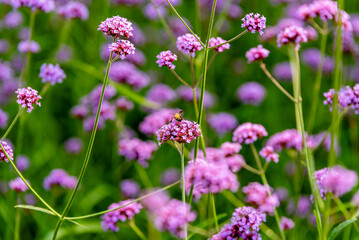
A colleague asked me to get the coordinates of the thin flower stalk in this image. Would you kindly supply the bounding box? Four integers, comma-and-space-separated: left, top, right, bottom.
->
180, 143, 188, 240
210, 194, 219, 231
1, 108, 24, 140
195, 53, 217, 88
170, 68, 192, 88
129, 220, 148, 240
190, 57, 199, 117
209, 30, 248, 50
15, 198, 21, 240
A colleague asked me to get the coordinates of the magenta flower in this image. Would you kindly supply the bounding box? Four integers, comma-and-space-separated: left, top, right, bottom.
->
156, 50, 177, 69
237, 81, 267, 106
280, 217, 295, 230
120, 179, 140, 198
266, 129, 305, 152
0, 109, 9, 129
241, 13, 267, 35
4, 11, 23, 28
43, 169, 77, 191
39, 63, 66, 85
0, 140, 13, 163
15, 87, 41, 113
57, 1, 89, 20
211, 206, 266, 240
9, 177, 28, 192
156, 120, 202, 145
101, 200, 142, 232
273, 62, 292, 82
11, 0, 55, 12
260, 146, 279, 163
139, 108, 178, 136
245, 44, 270, 63
323, 84, 359, 114
16, 155, 30, 172
115, 97, 134, 111
109, 40, 135, 60
208, 37, 230, 52
118, 138, 158, 167
242, 182, 280, 215
109, 62, 150, 90
176, 33, 203, 57
160, 168, 180, 185
277, 26, 308, 48
207, 112, 238, 137
232, 122, 268, 144
64, 137, 83, 155
146, 84, 177, 105
98, 16, 134, 39
18, 40, 40, 53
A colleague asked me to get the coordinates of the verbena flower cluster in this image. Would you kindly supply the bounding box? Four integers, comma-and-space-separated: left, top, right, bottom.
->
109, 40, 135, 60
109, 62, 150, 90
146, 84, 177, 106
18, 40, 40, 53
259, 146, 279, 163
118, 138, 158, 167
39, 63, 66, 85
211, 206, 266, 240
139, 108, 178, 135
98, 16, 134, 39
15, 87, 41, 113
120, 179, 140, 198
277, 26, 308, 48
237, 81, 266, 106
245, 44, 270, 63
207, 112, 238, 137
209, 37, 230, 52
233, 122, 268, 144
323, 84, 359, 114
0, 140, 13, 163
280, 217, 295, 230
156, 50, 177, 69
243, 182, 280, 214
176, 33, 203, 57
57, 1, 89, 20
9, 177, 28, 192
241, 13, 267, 35
43, 169, 78, 191
11, 0, 55, 12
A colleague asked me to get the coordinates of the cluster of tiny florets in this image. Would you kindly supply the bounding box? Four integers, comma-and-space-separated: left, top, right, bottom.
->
18, 40, 40, 53
98, 16, 134, 39
241, 13, 267, 35
0, 140, 13, 163
43, 169, 78, 191
297, 0, 338, 21
109, 40, 135, 60
156, 50, 177, 69
208, 37, 230, 53
156, 119, 202, 145
118, 138, 158, 167
277, 26, 308, 48
245, 45, 270, 63
211, 206, 266, 240
176, 33, 203, 57
232, 122, 268, 144
39, 63, 66, 85
11, 0, 55, 13
280, 217, 295, 230
323, 84, 359, 114
237, 82, 267, 106
57, 1, 89, 20
207, 112, 238, 136
15, 87, 42, 113
259, 146, 279, 163
9, 177, 29, 192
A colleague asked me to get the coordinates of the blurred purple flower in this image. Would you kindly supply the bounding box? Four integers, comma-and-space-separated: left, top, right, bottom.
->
280, 217, 295, 230
207, 112, 238, 136
277, 26, 308, 48
115, 97, 134, 111
243, 182, 280, 214
233, 122, 268, 144
146, 83, 177, 105
18, 40, 40, 53
139, 108, 178, 136
9, 177, 28, 192
43, 169, 78, 190
57, 1, 89, 20
121, 179, 140, 198
39, 63, 66, 85
118, 138, 157, 167
301, 48, 334, 74
64, 137, 83, 155
56, 44, 73, 63
4, 11, 23, 28
209, 37, 230, 53
160, 168, 180, 186
245, 44, 270, 63
16, 155, 30, 172
109, 62, 150, 90
0, 109, 8, 129
237, 81, 266, 105
259, 146, 279, 163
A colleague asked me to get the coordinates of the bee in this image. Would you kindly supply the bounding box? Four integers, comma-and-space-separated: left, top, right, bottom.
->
170, 110, 183, 122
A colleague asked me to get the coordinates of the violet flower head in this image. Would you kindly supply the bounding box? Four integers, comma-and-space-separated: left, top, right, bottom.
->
209, 37, 230, 53
323, 84, 359, 114
301, 48, 334, 74
18, 40, 40, 53
176, 33, 203, 57
0, 140, 13, 163
11, 0, 55, 12
146, 84, 177, 105
4, 11, 23, 28
277, 26, 308, 48
156, 120, 202, 145
211, 206, 266, 240
57, 1, 89, 20
111, 0, 144, 6
315, 165, 358, 198
39, 63, 66, 85
160, 168, 180, 186
280, 217, 295, 230
273, 62, 292, 82
141, 189, 170, 213
245, 44, 270, 63
118, 138, 158, 167
64, 137, 83, 155
156, 50, 177, 69
232, 122, 268, 144
143, 3, 167, 20
115, 97, 134, 111
153, 199, 196, 238
9, 177, 28, 192
101, 200, 142, 232
297, 0, 338, 21
43, 169, 77, 190
241, 13, 267, 35
266, 129, 304, 152
0, 40, 9, 54
207, 112, 238, 136
109, 62, 150, 90
260, 146, 279, 163
56, 44, 74, 63
109, 40, 135, 60
16, 155, 30, 172
185, 158, 239, 200
237, 81, 266, 106
221, 142, 242, 156
352, 190, 359, 207
120, 179, 140, 198
139, 108, 178, 136
98, 16, 134, 39
15, 87, 41, 113
242, 182, 280, 214
0, 109, 9, 129
0, 61, 14, 82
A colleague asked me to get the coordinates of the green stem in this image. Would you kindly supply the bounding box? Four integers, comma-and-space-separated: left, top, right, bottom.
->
165, 0, 205, 48
210, 194, 219, 231
241, 162, 262, 175
170, 69, 192, 88
209, 30, 248, 49
307, 23, 328, 133
2, 109, 24, 141
0, 143, 60, 216
65, 180, 180, 220
14, 199, 21, 240
180, 143, 188, 240
250, 143, 286, 240
52, 48, 115, 240
194, 0, 217, 159
195, 53, 216, 88
129, 220, 147, 240
190, 57, 199, 117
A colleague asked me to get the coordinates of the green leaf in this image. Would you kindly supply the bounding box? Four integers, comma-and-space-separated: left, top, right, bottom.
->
15, 205, 55, 216
329, 217, 358, 240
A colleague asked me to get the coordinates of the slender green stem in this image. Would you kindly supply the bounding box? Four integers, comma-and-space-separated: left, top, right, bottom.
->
14, 199, 21, 240
194, 0, 217, 159
309, 18, 326, 35
210, 194, 219, 231
307, 23, 328, 133
52, 48, 115, 240
165, 0, 205, 48
259, 61, 297, 103
250, 143, 286, 240
129, 220, 147, 240
0, 143, 60, 216
2, 109, 24, 141
180, 143, 188, 240
170, 69, 192, 88
190, 57, 199, 117
40, 82, 51, 96
195, 53, 217, 88
65, 180, 180, 220
209, 30, 248, 49
241, 162, 262, 175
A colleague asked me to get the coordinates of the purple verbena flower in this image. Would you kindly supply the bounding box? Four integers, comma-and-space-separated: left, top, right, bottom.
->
64, 137, 83, 155
273, 62, 292, 82
160, 168, 180, 186
16, 155, 30, 172
237, 81, 266, 106
302, 48, 334, 74
280, 217, 295, 230
39, 63, 66, 85
18, 40, 40, 53
57, 1, 89, 20
109, 62, 150, 90
0, 109, 9, 129
109, 40, 135, 60
277, 26, 308, 48
176, 33, 203, 57
243, 182, 280, 214
207, 112, 238, 136
9, 177, 28, 192
209, 37, 230, 53
98, 16, 134, 39
259, 146, 279, 163
241, 13, 267, 35
232, 122, 268, 144
15, 87, 41, 113
245, 44, 270, 63
146, 84, 177, 105
115, 97, 134, 111
118, 138, 158, 167
4, 11, 23, 28
0, 140, 13, 163
156, 120, 202, 145
121, 179, 140, 198
11, 0, 55, 12
139, 108, 178, 136
156, 50, 177, 69
43, 169, 77, 190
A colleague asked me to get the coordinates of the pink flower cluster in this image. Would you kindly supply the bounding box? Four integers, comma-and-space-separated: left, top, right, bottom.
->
209, 37, 230, 53
280, 217, 295, 230
118, 138, 158, 167
245, 44, 270, 63
139, 108, 178, 135
297, 0, 338, 21
11, 0, 55, 12
156, 50, 177, 69
242, 182, 280, 215
120, 179, 140, 198
277, 26, 308, 48
176, 33, 203, 57
109, 40, 135, 60
15, 87, 41, 113
39, 63, 66, 85
232, 122, 268, 144
146, 84, 177, 106
185, 158, 239, 200
259, 146, 279, 163
315, 165, 358, 198
211, 206, 266, 240
43, 169, 78, 191
101, 200, 142, 232
9, 177, 28, 192
323, 84, 359, 114
266, 129, 306, 152
57, 1, 89, 20
237, 81, 267, 106
18, 40, 40, 53
207, 112, 238, 137
0, 140, 13, 163
109, 62, 150, 90
241, 13, 267, 35
156, 120, 202, 145
98, 16, 134, 39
